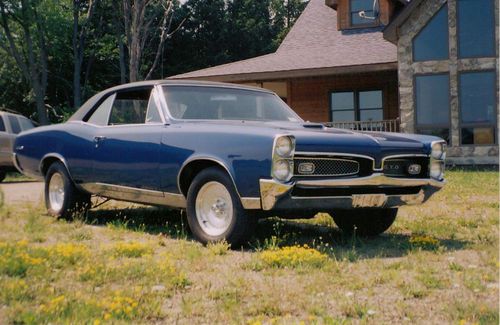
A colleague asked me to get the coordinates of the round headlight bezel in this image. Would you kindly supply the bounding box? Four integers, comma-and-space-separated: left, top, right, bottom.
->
272, 159, 292, 182
431, 142, 446, 160
430, 161, 444, 180
275, 136, 294, 158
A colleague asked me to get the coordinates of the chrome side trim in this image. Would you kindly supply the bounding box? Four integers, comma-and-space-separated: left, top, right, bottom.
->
260, 179, 294, 210
295, 173, 445, 188
80, 182, 187, 208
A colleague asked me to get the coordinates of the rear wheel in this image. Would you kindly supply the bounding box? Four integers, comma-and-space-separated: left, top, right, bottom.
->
331, 208, 398, 236
45, 162, 90, 219
186, 167, 256, 246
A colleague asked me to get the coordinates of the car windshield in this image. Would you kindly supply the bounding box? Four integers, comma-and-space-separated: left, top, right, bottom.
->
162, 86, 302, 122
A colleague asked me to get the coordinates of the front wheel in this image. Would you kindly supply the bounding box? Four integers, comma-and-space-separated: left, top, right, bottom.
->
45, 162, 90, 219
331, 208, 398, 237
186, 167, 256, 246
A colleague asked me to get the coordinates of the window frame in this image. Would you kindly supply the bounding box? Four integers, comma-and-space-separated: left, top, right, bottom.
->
84, 86, 166, 127
348, 0, 380, 28
329, 88, 385, 122
411, 3, 449, 63
0, 115, 6, 133
458, 69, 498, 146
457, 0, 497, 59
413, 72, 452, 144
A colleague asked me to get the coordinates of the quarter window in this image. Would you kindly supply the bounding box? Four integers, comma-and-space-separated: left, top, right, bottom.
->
18, 117, 34, 131
412, 4, 448, 62
459, 71, 497, 145
0, 116, 5, 132
350, 0, 378, 26
415, 74, 450, 143
458, 0, 495, 58
331, 90, 383, 122
8, 115, 21, 134
87, 94, 115, 126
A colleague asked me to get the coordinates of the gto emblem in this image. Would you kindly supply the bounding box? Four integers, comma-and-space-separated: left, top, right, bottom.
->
407, 164, 421, 175
298, 162, 315, 174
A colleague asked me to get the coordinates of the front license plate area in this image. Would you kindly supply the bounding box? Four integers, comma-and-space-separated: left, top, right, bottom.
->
352, 194, 387, 208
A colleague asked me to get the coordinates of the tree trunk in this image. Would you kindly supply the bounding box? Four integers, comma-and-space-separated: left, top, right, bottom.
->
72, 0, 82, 108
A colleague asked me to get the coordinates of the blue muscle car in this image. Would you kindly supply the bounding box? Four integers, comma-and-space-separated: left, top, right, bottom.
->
13, 80, 446, 245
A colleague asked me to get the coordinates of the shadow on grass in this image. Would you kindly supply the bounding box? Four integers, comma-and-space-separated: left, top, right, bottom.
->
79, 206, 469, 260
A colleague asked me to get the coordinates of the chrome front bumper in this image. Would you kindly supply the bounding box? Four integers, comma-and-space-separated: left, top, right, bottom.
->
259, 174, 445, 211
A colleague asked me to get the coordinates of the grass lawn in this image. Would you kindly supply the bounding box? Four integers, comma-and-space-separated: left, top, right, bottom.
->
3, 172, 34, 183
0, 169, 498, 324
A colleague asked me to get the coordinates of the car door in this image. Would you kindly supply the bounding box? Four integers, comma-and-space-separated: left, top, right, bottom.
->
0, 115, 16, 169
91, 87, 165, 191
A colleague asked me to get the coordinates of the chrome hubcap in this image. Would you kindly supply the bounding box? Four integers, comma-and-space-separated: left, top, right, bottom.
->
195, 181, 233, 237
48, 173, 65, 212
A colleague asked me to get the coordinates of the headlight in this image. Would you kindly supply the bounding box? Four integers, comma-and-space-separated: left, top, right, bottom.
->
272, 159, 292, 181
431, 142, 446, 160
430, 161, 444, 180
275, 136, 294, 158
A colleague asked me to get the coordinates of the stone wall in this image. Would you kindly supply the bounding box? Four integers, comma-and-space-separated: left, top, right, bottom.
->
397, 0, 499, 165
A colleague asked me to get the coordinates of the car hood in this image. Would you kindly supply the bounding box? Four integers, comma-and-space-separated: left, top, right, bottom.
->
176, 120, 437, 165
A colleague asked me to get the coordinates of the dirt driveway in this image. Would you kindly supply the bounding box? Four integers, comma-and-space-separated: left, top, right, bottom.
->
0, 181, 44, 206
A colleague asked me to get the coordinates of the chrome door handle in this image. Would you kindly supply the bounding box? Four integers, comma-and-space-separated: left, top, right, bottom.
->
94, 136, 106, 147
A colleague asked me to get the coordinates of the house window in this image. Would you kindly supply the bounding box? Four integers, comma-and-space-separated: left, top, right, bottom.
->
415, 74, 450, 143
457, 0, 495, 58
331, 90, 383, 121
350, 0, 378, 26
459, 71, 497, 145
412, 4, 448, 62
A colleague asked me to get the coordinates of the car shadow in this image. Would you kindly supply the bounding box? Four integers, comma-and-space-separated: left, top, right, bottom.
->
80, 206, 469, 260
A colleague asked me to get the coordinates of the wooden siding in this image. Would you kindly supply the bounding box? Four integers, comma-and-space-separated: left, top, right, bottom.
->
287, 70, 399, 123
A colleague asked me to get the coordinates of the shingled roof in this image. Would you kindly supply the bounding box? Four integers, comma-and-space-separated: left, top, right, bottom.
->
170, 0, 397, 81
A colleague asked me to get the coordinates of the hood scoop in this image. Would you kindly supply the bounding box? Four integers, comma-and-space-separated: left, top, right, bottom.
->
302, 122, 325, 129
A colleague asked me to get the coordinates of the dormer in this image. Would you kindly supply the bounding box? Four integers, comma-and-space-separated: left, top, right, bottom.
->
326, 0, 406, 30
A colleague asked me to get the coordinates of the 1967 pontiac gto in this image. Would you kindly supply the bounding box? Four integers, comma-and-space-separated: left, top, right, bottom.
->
13, 80, 446, 245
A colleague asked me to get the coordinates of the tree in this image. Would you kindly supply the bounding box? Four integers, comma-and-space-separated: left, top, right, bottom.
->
120, 0, 183, 82
72, 0, 97, 108
0, 0, 49, 124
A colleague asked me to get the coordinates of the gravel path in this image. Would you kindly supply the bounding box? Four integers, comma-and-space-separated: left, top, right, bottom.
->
0, 181, 44, 206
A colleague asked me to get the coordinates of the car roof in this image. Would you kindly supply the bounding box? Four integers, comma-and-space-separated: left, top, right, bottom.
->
69, 79, 273, 122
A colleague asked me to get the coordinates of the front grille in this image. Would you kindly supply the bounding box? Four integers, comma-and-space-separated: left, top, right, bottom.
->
383, 157, 429, 178
294, 157, 360, 177
291, 186, 422, 197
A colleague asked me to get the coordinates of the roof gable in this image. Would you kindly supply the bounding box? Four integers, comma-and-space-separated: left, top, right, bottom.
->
171, 0, 397, 81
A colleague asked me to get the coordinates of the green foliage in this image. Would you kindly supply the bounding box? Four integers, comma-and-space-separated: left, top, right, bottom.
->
0, 1, 308, 119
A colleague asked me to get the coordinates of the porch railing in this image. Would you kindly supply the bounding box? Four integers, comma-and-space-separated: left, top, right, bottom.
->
325, 118, 400, 133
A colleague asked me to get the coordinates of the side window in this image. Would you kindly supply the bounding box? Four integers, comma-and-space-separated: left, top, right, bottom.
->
108, 89, 151, 125
18, 117, 34, 131
88, 94, 115, 126
8, 115, 21, 134
0, 116, 5, 132
145, 90, 163, 123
